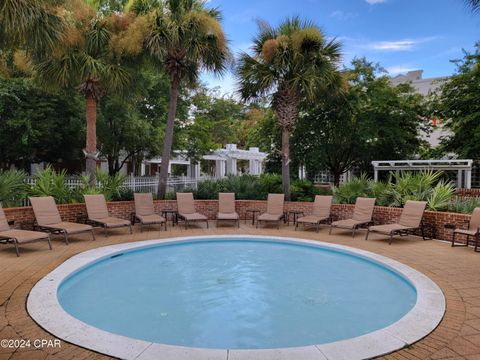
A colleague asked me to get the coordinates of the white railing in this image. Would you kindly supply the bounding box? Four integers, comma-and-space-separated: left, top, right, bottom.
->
24, 175, 203, 193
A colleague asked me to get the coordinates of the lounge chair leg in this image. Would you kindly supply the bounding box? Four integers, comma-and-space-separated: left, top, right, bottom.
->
316, 223, 320, 233
14, 240, 20, 257
451, 231, 456, 247
329, 225, 333, 235
389, 233, 393, 245
365, 229, 370, 240
47, 236, 52, 250
352, 228, 356, 238
63, 232, 69, 245
206, 220, 209, 229
104, 226, 108, 237
475, 233, 480, 252
91, 229, 96, 241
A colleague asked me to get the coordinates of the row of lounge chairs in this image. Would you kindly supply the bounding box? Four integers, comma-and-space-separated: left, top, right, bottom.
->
1, 190, 477, 256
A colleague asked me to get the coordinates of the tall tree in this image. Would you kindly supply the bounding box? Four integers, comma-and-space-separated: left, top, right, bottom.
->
0, 0, 64, 54
292, 58, 425, 184
434, 47, 480, 158
0, 77, 84, 170
33, 2, 140, 181
237, 17, 342, 200
131, 0, 230, 199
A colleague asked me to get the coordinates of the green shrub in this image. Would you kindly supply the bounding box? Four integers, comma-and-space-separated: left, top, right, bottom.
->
333, 170, 455, 210
0, 169, 28, 207
165, 192, 177, 200
332, 174, 371, 204
97, 171, 128, 201
427, 181, 456, 211
446, 197, 480, 214
29, 166, 75, 204
259, 173, 282, 195
75, 169, 128, 201
193, 180, 220, 199
111, 187, 134, 201
222, 175, 265, 200
291, 179, 321, 202
389, 170, 443, 207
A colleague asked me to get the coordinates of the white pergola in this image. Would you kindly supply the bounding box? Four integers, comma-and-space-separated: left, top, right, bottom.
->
212, 144, 266, 177
372, 159, 473, 188
142, 144, 267, 179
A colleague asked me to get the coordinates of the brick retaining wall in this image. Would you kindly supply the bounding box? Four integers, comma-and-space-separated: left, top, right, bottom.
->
3, 200, 472, 243
456, 188, 480, 198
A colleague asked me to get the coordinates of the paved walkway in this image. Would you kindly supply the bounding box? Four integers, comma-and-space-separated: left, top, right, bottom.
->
0, 222, 479, 359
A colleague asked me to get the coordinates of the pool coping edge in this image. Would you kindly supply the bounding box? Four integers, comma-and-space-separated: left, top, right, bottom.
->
27, 235, 446, 360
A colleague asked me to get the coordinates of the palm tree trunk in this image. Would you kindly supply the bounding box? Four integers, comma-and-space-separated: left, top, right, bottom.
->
85, 94, 97, 184
274, 87, 299, 201
157, 76, 181, 199
281, 127, 291, 200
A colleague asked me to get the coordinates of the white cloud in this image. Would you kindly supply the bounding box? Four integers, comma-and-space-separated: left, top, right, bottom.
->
366, 0, 387, 4
329, 10, 358, 21
370, 40, 417, 51
364, 37, 438, 52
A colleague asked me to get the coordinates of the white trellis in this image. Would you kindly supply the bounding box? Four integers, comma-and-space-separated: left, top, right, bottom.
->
372, 159, 474, 188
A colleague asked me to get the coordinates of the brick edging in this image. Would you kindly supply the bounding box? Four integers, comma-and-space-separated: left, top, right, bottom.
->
2, 200, 470, 243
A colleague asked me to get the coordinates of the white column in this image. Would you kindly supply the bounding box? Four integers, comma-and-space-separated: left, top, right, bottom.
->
249, 159, 262, 175
457, 170, 463, 188
298, 165, 306, 180
249, 159, 255, 175
194, 163, 201, 179
226, 158, 237, 175
215, 160, 225, 178
465, 170, 472, 189
140, 163, 146, 176
374, 169, 378, 182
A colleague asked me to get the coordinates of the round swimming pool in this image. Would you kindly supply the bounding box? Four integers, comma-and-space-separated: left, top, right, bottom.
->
28, 236, 445, 359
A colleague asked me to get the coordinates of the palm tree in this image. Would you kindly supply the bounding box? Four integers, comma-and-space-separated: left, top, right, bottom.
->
0, 0, 64, 53
466, 0, 480, 12
131, 0, 230, 199
237, 18, 343, 200
33, 2, 133, 182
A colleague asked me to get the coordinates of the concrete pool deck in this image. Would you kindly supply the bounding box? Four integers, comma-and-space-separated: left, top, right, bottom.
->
1, 223, 479, 359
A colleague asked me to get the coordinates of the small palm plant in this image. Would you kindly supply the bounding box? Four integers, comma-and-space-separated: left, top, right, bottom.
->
0, 169, 28, 207
76, 169, 127, 201
428, 181, 455, 211
237, 17, 343, 200
29, 166, 74, 204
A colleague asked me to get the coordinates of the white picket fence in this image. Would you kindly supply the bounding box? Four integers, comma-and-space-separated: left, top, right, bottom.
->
124, 176, 202, 193
24, 175, 202, 193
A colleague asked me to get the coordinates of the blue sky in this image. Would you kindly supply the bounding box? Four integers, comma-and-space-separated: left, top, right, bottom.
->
201, 0, 480, 95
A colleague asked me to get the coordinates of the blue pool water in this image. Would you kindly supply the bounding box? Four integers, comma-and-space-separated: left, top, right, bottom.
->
58, 238, 417, 349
